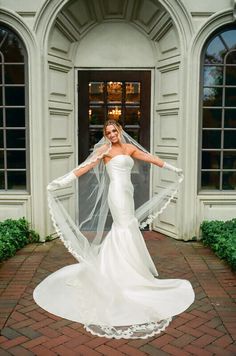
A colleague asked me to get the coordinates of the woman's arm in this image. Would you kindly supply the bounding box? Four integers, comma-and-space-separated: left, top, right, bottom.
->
130, 146, 164, 167
73, 159, 100, 177
130, 145, 182, 173
48, 159, 101, 191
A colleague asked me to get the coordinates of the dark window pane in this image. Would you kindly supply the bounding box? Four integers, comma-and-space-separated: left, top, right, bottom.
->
0, 66, 2, 84
107, 82, 122, 103
0, 130, 3, 148
5, 87, 25, 106
125, 107, 140, 125
107, 106, 122, 120
225, 87, 236, 106
7, 150, 26, 169
89, 130, 103, 151
201, 171, 220, 189
205, 36, 226, 64
89, 82, 104, 103
202, 28, 236, 191
0, 27, 28, 191
223, 152, 236, 169
5, 108, 25, 127
202, 151, 220, 169
0, 151, 4, 168
226, 51, 236, 64
225, 109, 236, 128
0, 171, 4, 189
4, 65, 25, 84
123, 129, 139, 143
89, 107, 105, 125
7, 171, 26, 190
203, 87, 222, 106
1, 31, 25, 63
6, 130, 25, 148
203, 108, 222, 128
202, 130, 221, 148
224, 131, 236, 148
204, 66, 223, 86
223, 172, 236, 190
225, 66, 236, 85
221, 30, 236, 51
125, 82, 140, 103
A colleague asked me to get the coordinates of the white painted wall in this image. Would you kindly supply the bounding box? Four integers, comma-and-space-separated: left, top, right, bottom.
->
74, 22, 156, 67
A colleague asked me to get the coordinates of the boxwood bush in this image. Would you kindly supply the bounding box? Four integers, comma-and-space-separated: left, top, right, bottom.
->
0, 218, 39, 262
200, 219, 236, 271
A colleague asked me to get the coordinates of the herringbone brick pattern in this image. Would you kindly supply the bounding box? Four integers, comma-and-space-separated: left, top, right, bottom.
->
0, 232, 235, 355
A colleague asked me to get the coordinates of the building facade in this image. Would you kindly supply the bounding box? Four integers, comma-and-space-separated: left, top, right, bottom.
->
0, 0, 235, 241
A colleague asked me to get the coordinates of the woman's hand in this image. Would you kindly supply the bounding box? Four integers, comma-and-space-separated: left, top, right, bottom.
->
47, 172, 77, 191
163, 162, 183, 175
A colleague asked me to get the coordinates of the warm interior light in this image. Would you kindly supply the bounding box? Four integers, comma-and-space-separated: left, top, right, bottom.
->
108, 106, 121, 120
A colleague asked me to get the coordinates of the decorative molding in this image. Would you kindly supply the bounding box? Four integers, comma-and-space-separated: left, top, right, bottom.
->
152, 15, 172, 42
198, 197, 236, 223
48, 62, 72, 72
233, 0, 236, 21
49, 110, 73, 148
156, 110, 179, 148
17, 12, 36, 18
0, 197, 31, 221
100, 0, 128, 19
56, 14, 80, 42
191, 12, 214, 18
132, 0, 163, 33
0, 7, 36, 44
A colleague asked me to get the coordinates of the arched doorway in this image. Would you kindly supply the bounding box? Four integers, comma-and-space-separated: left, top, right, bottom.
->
39, 0, 191, 239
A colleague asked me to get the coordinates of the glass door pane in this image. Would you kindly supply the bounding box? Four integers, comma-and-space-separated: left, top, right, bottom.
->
78, 70, 151, 214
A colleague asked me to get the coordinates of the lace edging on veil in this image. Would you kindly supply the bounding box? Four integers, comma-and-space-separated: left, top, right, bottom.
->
84, 318, 172, 339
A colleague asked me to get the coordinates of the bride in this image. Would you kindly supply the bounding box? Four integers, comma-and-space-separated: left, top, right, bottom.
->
33, 120, 195, 339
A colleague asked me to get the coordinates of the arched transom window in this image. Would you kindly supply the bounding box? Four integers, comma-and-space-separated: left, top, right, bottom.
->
200, 26, 236, 191
0, 25, 28, 191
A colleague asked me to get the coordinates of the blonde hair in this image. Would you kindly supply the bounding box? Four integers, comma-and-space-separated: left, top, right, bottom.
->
103, 120, 122, 138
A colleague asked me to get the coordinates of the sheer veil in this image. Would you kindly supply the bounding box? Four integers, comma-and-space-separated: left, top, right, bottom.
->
47, 130, 183, 263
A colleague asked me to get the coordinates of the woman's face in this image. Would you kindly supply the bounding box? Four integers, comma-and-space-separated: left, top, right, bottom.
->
105, 125, 120, 143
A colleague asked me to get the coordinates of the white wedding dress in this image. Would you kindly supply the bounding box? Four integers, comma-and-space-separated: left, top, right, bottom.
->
33, 155, 195, 339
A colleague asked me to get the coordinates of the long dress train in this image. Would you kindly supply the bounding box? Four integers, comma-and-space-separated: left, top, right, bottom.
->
33, 155, 195, 339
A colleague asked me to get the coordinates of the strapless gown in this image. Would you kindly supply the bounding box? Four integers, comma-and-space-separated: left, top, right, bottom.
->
33, 155, 195, 339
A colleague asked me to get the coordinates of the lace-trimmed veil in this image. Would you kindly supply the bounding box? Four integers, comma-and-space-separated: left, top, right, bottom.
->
47, 130, 183, 264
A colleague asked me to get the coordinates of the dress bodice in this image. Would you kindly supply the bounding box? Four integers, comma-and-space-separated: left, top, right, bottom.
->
105, 155, 134, 180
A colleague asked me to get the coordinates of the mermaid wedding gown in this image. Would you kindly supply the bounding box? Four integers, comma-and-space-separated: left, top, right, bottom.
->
33, 155, 195, 339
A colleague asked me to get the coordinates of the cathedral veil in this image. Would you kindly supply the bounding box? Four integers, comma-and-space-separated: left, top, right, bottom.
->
47, 130, 183, 264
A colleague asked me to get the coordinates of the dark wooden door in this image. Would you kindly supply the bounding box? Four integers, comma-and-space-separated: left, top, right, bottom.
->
78, 70, 151, 161
77, 70, 151, 214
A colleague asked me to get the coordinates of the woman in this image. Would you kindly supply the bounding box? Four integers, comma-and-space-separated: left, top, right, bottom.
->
34, 120, 194, 339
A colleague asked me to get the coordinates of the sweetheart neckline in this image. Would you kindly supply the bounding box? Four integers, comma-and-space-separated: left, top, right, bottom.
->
105, 154, 133, 166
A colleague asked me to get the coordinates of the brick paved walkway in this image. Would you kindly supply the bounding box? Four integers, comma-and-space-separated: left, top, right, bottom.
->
0, 232, 235, 355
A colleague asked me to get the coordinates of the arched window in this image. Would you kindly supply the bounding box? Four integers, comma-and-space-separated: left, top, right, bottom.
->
200, 26, 236, 191
0, 25, 28, 191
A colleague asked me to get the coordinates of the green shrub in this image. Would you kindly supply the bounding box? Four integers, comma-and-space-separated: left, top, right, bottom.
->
200, 219, 236, 271
0, 218, 39, 262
